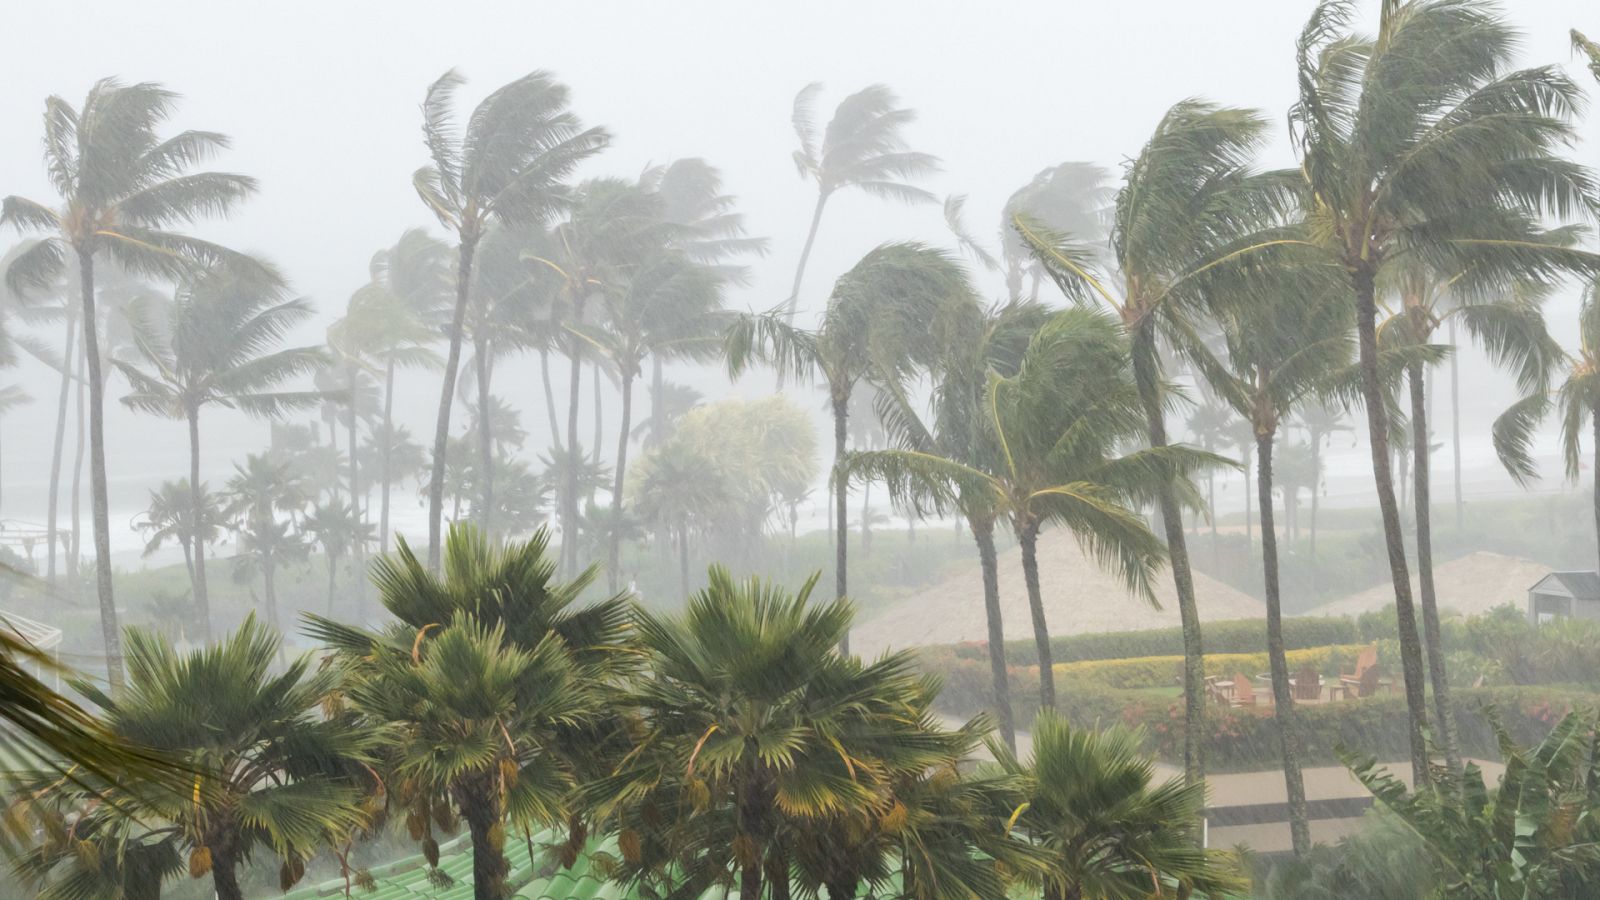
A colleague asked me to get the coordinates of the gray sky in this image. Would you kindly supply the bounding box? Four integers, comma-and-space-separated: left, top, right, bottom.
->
2, 1, 1597, 553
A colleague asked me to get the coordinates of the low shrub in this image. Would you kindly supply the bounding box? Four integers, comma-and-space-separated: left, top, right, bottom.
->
1052, 644, 1368, 691
945, 616, 1359, 667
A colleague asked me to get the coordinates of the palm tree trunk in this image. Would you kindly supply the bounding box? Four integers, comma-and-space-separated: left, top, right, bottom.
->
859, 479, 871, 556
76, 249, 123, 692
180, 537, 193, 585
971, 515, 1015, 752
1130, 329, 1204, 788
474, 336, 494, 535
329, 414, 342, 502
326, 552, 337, 615
1018, 519, 1055, 712
592, 362, 603, 470
1353, 266, 1430, 786
186, 407, 211, 640
563, 296, 586, 576
540, 348, 561, 448
1256, 429, 1310, 858
1450, 317, 1463, 529
209, 849, 245, 900
679, 519, 690, 598
456, 775, 510, 900
1243, 443, 1253, 542
346, 368, 367, 613
783, 192, 829, 318
650, 356, 671, 555
379, 358, 395, 554
608, 372, 633, 592
45, 315, 76, 588
1408, 361, 1460, 773
831, 390, 849, 656
264, 554, 279, 633
428, 233, 479, 571
1208, 468, 1218, 567
1309, 433, 1322, 559
68, 345, 87, 586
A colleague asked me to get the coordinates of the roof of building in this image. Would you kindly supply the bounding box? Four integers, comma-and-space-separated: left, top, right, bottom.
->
0, 610, 62, 651
1531, 571, 1600, 600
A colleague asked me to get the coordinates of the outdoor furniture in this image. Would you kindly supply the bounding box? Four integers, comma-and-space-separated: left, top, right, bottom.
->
1229, 673, 1257, 708
1355, 664, 1392, 698
1293, 665, 1322, 702
1339, 644, 1379, 694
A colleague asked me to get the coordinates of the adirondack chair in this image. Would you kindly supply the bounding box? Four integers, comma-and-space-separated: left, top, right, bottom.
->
1229, 673, 1257, 708
1339, 645, 1378, 694
1355, 664, 1390, 698
1293, 665, 1322, 702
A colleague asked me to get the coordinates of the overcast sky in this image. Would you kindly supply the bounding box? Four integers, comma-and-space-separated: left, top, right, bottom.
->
1, 1, 1596, 552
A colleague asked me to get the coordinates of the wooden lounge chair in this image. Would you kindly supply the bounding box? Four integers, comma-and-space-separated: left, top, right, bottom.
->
1339, 645, 1378, 694
1293, 665, 1322, 702
1229, 673, 1257, 708
1355, 664, 1390, 698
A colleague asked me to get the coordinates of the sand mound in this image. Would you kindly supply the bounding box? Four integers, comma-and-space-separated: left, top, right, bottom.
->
1303, 551, 1545, 619
852, 528, 1265, 656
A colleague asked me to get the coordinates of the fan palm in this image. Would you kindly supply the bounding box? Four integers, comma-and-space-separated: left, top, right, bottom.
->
784, 84, 939, 315
413, 69, 608, 570
1193, 271, 1353, 859
22, 617, 374, 900
116, 263, 326, 639
728, 242, 977, 655
850, 309, 1208, 714
305, 524, 633, 900
995, 712, 1244, 900
1287, 0, 1600, 784
1015, 99, 1295, 785
2, 79, 264, 688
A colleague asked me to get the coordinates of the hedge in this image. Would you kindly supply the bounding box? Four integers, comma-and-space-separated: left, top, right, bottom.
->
1052, 645, 1368, 691
945, 616, 1360, 667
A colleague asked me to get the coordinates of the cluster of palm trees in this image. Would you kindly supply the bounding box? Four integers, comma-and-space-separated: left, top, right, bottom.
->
16, 525, 1240, 900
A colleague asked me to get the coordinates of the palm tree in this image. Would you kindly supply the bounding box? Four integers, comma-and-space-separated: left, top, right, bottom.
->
994, 712, 1244, 900
306, 525, 633, 900
303, 500, 373, 615
1293, 400, 1353, 558
337, 229, 449, 552
784, 84, 940, 316
132, 477, 222, 586
998, 162, 1112, 300
33, 617, 373, 900
593, 566, 953, 900
413, 69, 608, 570
629, 440, 730, 598
728, 243, 977, 655
1016, 99, 1295, 787
1195, 272, 1352, 859
225, 452, 311, 631
2, 79, 263, 689
850, 309, 1202, 714
1287, 0, 1600, 784
116, 263, 326, 639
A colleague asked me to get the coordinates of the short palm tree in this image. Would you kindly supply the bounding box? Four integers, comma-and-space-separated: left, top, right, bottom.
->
591, 566, 951, 900
1287, 0, 1600, 784
116, 263, 326, 639
2, 79, 263, 689
996, 712, 1244, 900
413, 70, 608, 570
785, 83, 939, 315
628, 440, 731, 597
133, 477, 223, 586
303, 500, 374, 615
24, 617, 372, 900
1196, 274, 1352, 859
306, 525, 633, 900
850, 309, 1207, 714
226, 452, 311, 630
728, 242, 978, 655
1015, 99, 1294, 785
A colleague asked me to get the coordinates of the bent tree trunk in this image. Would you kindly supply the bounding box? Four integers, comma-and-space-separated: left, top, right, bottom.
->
46, 315, 76, 588
475, 335, 494, 535
539, 348, 561, 449
971, 514, 1015, 751
1408, 361, 1460, 773
563, 297, 586, 577
69, 346, 86, 587
831, 389, 849, 656
77, 249, 123, 691
1130, 329, 1203, 787
1018, 519, 1056, 712
783, 192, 829, 318
607, 371, 634, 592
1353, 265, 1429, 786
1256, 430, 1310, 859
187, 407, 212, 640
428, 233, 479, 571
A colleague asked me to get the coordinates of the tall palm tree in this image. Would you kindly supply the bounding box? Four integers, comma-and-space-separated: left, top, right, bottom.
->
729, 243, 976, 655
2, 79, 263, 689
31, 617, 373, 900
1016, 99, 1296, 787
306, 525, 633, 900
413, 69, 608, 570
116, 263, 326, 639
994, 712, 1244, 900
784, 83, 939, 315
337, 229, 449, 553
1195, 272, 1352, 859
850, 309, 1205, 714
998, 162, 1112, 300
1287, 0, 1600, 784
1293, 399, 1353, 558
303, 500, 373, 616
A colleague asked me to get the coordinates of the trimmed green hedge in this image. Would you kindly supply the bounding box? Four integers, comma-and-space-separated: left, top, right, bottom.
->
944, 617, 1359, 667
1052, 645, 1367, 691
